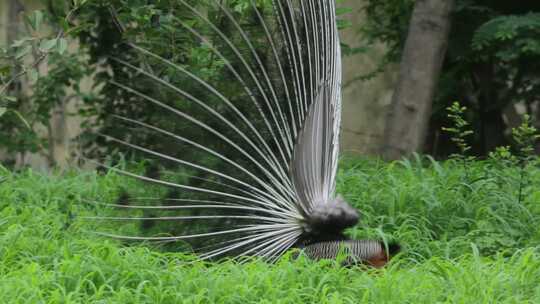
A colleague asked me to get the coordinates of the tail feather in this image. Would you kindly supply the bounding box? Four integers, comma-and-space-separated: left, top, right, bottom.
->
88, 0, 354, 261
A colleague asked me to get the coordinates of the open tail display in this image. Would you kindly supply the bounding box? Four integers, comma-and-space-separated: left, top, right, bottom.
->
86, 0, 400, 266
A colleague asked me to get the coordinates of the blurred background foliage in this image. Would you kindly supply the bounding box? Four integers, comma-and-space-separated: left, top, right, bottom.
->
359, 0, 540, 156
0, 0, 539, 167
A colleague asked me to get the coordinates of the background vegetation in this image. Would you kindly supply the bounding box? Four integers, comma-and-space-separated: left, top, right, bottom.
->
359, 0, 540, 157
1, 153, 539, 302
2, 0, 539, 165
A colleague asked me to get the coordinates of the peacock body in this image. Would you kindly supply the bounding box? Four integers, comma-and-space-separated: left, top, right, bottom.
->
88, 0, 399, 266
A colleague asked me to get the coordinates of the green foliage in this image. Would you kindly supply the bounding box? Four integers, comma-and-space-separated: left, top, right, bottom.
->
1, 0, 284, 167
341, 156, 540, 258
443, 103, 539, 205
442, 102, 474, 158
69, 0, 277, 162
511, 114, 540, 159
472, 13, 540, 60
357, 1, 540, 156
488, 145, 516, 164
0, 7, 78, 99
441, 101, 477, 184
508, 115, 540, 204
2, 157, 540, 302
0, 3, 91, 165
0, 0, 371, 169
1, 53, 89, 161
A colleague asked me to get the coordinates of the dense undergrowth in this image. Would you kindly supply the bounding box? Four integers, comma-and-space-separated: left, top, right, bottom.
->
1, 156, 540, 303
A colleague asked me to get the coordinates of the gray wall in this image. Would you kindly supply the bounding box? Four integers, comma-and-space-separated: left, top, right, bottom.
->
339, 0, 396, 155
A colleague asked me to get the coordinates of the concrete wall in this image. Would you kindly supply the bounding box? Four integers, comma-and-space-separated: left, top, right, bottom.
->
339, 0, 396, 155
0, 2, 7, 44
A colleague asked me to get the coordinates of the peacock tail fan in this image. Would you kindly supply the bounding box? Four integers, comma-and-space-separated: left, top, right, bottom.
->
82, 0, 383, 263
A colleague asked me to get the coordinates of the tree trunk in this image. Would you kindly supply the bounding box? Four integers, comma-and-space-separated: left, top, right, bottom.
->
381, 0, 454, 160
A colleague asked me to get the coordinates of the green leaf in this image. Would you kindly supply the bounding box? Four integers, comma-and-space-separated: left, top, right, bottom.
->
27, 10, 44, 31
39, 39, 58, 51
12, 110, 32, 130
11, 37, 35, 48
0, 107, 6, 117
57, 38, 68, 55
1, 96, 17, 103
15, 45, 32, 60
74, 0, 89, 6
29, 69, 39, 83
0, 65, 11, 77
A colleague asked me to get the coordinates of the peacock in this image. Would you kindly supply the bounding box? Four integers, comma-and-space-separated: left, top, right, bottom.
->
86, 0, 400, 267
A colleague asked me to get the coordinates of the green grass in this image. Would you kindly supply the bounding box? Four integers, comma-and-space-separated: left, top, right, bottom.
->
1, 156, 540, 303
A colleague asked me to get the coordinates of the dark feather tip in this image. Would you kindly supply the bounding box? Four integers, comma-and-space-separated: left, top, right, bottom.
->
387, 241, 402, 257
116, 189, 131, 206
145, 163, 161, 180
